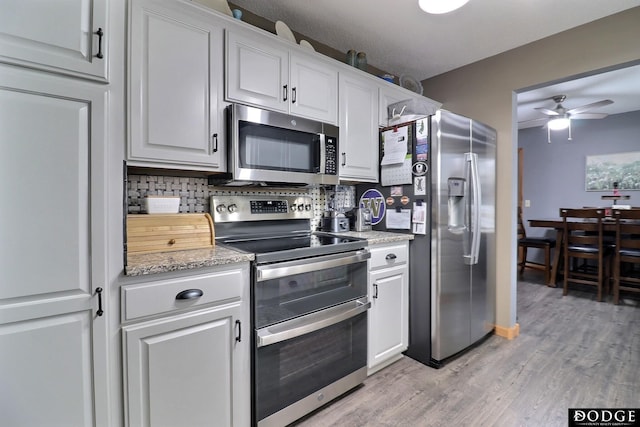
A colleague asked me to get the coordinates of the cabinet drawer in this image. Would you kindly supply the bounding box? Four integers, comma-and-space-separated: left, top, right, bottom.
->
122, 268, 244, 322
370, 243, 409, 269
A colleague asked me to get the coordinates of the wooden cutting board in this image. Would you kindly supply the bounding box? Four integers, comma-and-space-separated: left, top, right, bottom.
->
127, 213, 215, 254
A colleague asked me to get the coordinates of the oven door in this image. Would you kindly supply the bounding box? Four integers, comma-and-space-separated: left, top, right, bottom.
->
254, 300, 369, 426
254, 249, 370, 328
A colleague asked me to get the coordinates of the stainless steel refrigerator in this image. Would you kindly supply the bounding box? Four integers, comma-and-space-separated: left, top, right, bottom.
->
356, 109, 496, 368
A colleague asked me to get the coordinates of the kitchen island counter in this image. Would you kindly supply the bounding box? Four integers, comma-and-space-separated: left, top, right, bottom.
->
337, 230, 414, 245
126, 245, 254, 276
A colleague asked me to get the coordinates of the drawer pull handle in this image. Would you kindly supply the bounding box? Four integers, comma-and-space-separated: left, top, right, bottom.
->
385, 253, 397, 260
168, 239, 176, 245
176, 289, 204, 300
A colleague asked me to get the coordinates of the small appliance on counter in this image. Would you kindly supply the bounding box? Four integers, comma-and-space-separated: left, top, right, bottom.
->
320, 211, 350, 233
347, 208, 372, 232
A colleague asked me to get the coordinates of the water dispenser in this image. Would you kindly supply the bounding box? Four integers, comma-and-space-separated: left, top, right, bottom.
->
447, 177, 466, 234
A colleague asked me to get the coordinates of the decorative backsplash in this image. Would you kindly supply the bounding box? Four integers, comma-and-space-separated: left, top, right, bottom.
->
127, 174, 356, 231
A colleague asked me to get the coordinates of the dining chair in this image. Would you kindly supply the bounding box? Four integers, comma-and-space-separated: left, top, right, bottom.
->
560, 208, 612, 301
612, 209, 640, 304
517, 207, 556, 285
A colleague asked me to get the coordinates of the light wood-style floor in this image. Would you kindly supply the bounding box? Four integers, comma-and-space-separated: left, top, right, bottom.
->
292, 271, 640, 427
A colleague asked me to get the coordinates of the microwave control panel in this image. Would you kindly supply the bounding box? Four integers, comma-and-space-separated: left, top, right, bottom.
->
324, 136, 337, 175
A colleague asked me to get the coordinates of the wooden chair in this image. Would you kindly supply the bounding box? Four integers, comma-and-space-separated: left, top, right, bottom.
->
612, 209, 640, 304
560, 208, 612, 301
518, 207, 556, 285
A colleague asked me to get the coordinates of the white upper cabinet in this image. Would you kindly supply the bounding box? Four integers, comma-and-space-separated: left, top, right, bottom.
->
128, 0, 226, 171
339, 69, 379, 182
226, 30, 338, 124
0, 0, 108, 82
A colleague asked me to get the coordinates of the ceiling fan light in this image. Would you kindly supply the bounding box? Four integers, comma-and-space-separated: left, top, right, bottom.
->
548, 117, 570, 130
418, 0, 470, 14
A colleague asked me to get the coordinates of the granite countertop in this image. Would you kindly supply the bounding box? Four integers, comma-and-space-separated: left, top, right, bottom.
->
125, 245, 254, 277
337, 230, 414, 245
125, 231, 412, 276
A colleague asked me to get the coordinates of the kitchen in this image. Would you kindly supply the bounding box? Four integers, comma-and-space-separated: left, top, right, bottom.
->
1, 1, 640, 427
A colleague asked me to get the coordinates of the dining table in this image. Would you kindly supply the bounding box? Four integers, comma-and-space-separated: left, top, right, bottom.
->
527, 216, 619, 287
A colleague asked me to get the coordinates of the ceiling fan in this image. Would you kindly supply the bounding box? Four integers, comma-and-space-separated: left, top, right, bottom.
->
520, 95, 613, 142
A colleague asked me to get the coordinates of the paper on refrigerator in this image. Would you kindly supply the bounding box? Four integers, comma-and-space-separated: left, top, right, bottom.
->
380, 126, 409, 165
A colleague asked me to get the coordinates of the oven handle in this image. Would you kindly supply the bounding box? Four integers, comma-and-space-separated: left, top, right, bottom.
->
256, 249, 370, 282
256, 298, 370, 348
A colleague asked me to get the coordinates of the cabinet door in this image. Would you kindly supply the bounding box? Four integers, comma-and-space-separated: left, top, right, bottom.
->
368, 265, 408, 370
226, 30, 288, 113
379, 84, 414, 127
123, 304, 249, 427
339, 72, 379, 182
0, 67, 108, 426
129, 0, 225, 170
0, 0, 108, 81
289, 53, 338, 124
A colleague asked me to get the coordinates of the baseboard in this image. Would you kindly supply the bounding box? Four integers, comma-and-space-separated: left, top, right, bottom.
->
494, 323, 520, 340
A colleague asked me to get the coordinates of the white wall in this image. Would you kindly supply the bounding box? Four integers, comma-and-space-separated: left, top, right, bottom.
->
420, 7, 640, 331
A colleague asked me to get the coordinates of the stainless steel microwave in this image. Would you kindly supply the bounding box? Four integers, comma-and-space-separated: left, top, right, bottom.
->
210, 104, 339, 186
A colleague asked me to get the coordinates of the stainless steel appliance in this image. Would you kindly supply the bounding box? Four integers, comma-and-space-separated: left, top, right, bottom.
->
357, 109, 496, 368
210, 104, 339, 186
320, 211, 349, 233
212, 195, 370, 427
349, 207, 372, 232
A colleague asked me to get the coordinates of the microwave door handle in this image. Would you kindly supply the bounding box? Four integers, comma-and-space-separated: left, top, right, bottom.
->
256, 299, 371, 347
318, 134, 325, 173
256, 250, 370, 281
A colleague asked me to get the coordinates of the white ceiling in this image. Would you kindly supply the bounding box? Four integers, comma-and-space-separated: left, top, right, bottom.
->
228, 0, 640, 126
229, 0, 640, 81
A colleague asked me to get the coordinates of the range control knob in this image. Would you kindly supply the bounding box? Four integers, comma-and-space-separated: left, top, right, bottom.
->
305, 204, 312, 211
297, 204, 304, 211
215, 204, 226, 213
227, 204, 238, 213
290, 204, 297, 212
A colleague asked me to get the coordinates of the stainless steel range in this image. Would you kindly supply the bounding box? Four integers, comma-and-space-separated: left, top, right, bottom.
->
212, 195, 370, 427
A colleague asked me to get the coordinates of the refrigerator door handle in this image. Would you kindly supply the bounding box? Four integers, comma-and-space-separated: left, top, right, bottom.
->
464, 152, 481, 265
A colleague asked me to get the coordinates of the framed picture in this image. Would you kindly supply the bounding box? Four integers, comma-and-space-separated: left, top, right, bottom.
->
585, 151, 640, 191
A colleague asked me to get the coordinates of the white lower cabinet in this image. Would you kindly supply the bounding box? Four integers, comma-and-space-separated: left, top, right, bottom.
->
121, 265, 250, 427
368, 242, 409, 375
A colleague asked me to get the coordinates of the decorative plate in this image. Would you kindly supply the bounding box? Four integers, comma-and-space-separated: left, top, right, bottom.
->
299, 40, 315, 52
400, 74, 424, 95
275, 21, 297, 44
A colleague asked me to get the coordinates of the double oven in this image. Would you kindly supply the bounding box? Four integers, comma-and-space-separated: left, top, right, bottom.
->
213, 195, 370, 427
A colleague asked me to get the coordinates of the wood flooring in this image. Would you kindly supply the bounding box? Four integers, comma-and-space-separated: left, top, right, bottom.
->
292, 272, 640, 427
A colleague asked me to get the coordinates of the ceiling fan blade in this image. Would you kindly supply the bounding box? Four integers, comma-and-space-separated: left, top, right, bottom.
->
518, 117, 548, 128
569, 113, 609, 119
567, 99, 613, 114
534, 107, 559, 116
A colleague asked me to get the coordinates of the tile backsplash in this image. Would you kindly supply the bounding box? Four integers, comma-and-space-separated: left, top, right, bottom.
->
127, 174, 356, 231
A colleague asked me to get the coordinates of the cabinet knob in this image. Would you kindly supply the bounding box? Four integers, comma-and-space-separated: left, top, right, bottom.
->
168, 239, 176, 245
385, 253, 397, 260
